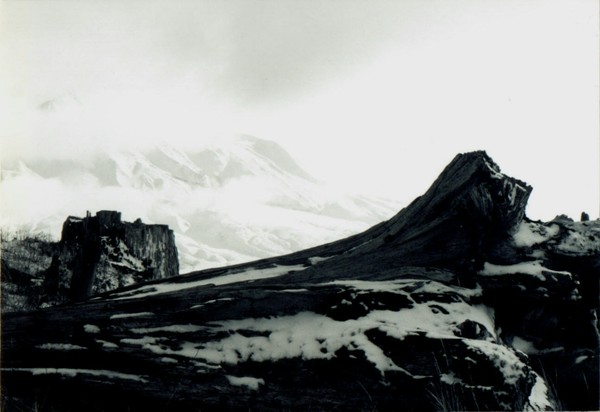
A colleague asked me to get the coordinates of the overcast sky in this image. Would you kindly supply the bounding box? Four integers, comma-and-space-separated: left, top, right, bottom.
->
1, 0, 598, 220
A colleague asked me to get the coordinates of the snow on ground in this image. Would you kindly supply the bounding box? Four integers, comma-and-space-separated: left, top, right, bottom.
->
226, 375, 265, 390
557, 222, 600, 255
110, 312, 155, 319
120, 336, 159, 346
119, 280, 496, 377
96, 340, 119, 349
3, 368, 148, 382
36, 343, 87, 351
84, 324, 101, 334
120, 312, 411, 376
325, 279, 483, 299
131, 324, 207, 334
110, 264, 307, 301
308, 256, 332, 265
478, 261, 571, 281
513, 221, 559, 247
439, 372, 493, 389
464, 340, 528, 386
512, 219, 600, 257
524, 373, 553, 411
324, 279, 419, 292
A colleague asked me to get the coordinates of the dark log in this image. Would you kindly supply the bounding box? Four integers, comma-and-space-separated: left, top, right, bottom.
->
2, 151, 598, 411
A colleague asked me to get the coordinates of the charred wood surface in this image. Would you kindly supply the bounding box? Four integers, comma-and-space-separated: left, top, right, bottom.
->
2, 151, 598, 411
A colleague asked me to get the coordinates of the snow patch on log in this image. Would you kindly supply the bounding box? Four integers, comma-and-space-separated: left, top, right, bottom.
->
478, 261, 571, 281
513, 221, 560, 247
110, 312, 154, 319
4, 367, 148, 382
524, 373, 553, 411
226, 375, 265, 390
110, 264, 307, 301
36, 343, 87, 351
131, 324, 207, 334
119, 290, 496, 377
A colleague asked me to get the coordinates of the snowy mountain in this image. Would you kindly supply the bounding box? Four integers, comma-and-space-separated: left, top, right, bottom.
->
1, 135, 399, 272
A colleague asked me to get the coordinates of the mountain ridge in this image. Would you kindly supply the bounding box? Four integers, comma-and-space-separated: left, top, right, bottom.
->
1, 135, 399, 272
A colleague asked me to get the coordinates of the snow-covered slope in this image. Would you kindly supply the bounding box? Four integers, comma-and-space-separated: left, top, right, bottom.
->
1, 135, 399, 272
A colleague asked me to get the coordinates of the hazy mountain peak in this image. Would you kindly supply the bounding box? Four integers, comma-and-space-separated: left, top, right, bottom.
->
1, 136, 400, 272
237, 134, 318, 182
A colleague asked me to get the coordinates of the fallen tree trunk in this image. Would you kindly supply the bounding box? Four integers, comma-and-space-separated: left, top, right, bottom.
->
2, 151, 598, 411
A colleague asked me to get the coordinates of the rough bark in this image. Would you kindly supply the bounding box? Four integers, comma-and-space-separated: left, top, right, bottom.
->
59, 211, 179, 301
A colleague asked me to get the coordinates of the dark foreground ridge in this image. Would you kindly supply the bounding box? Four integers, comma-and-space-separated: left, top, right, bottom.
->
2, 151, 599, 411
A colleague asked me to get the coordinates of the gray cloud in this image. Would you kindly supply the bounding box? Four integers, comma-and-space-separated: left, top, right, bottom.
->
1, 0, 597, 220
210, 1, 413, 107
1, 0, 421, 107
